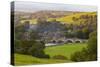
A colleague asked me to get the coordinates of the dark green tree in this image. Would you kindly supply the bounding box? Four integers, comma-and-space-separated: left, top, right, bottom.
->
71, 31, 97, 61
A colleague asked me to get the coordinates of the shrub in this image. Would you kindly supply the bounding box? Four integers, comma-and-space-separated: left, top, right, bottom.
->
52, 55, 68, 60
70, 48, 88, 62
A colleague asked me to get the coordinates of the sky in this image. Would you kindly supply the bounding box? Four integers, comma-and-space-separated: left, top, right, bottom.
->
14, 1, 97, 12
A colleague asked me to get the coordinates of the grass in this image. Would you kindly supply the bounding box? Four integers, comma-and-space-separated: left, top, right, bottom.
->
14, 53, 68, 66
20, 19, 37, 24
14, 43, 87, 66
45, 43, 87, 59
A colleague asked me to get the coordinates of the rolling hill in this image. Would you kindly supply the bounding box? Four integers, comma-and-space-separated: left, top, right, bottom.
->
56, 12, 97, 24
20, 11, 97, 25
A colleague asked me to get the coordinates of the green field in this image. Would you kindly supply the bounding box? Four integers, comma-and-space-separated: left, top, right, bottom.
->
15, 53, 68, 66
14, 43, 87, 66
20, 19, 37, 24
45, 43, 87, 58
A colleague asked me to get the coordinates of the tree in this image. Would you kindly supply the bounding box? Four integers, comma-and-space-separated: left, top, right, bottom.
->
14, 24, 25, 40
87, 31, 97, 55
28, 41, 49, 58
82, 27, 90, 39
14, 24, 50, 58
72, 17, 78, 21
71, 31, 97, 61
76, 30, 84, 39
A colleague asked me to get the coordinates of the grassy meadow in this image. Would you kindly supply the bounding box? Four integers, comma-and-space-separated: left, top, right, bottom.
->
15, 53, 68, 66
45, 43, 87, 58
14, 43, 87, 65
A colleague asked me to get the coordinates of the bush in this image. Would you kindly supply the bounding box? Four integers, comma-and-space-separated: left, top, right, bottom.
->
70, 48, 88, 62
52, 55, 68, 60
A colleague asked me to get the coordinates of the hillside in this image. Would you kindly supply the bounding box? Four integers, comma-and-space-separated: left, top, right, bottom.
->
20, 10, 76, 24
56, 12, 97, 25
20, 12, 97, 25
31, 10, 77, 18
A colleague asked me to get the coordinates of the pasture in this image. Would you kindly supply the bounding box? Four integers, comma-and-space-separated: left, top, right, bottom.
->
14, 43, 87, 65
14, 53, 68, 66
45, 43, 87, 58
